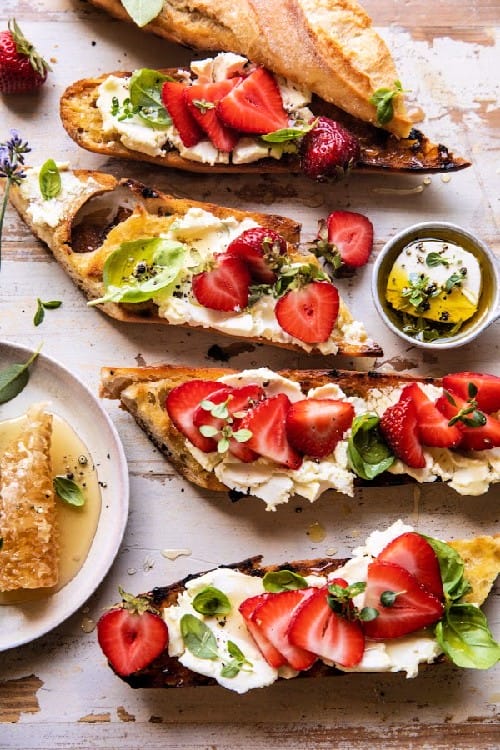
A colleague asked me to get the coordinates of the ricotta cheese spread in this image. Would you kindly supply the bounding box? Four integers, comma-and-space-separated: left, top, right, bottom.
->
182, 368, 500, 508
163, 521, 443, 692
96, 53, 314, 166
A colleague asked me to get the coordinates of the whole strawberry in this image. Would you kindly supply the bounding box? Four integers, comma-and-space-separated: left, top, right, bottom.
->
0, 19, 51, 94
300, 116, 360, 181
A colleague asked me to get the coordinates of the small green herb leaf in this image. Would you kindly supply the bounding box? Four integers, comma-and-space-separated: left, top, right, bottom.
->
0, 346, 40, 404
426, 252, 450, 268
347, 413, 394, 481
359, 606, 379, 622
435, 604, 500, 669
220, 640, 253, 678
121, 0, 164, 27
263, 570, 308, 593
261, 120, 317, 143
422, 535, 472, 603
41, 299, 62, 310
129, 68, 172, 127
33, 298, 45, 326
193, 99, 215, 113
180, 614, 219, 660
369, 81, 405, 125
192, 586, 231, 617
53, 475, 86, 507
380, 590, 400, 607
445, 272, 464, 293
199, 425, 218, 438
39, 159, 61, 200
232, 428, 252, 443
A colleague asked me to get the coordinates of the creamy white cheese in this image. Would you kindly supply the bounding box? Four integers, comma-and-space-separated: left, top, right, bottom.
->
19, 164, 100, 229
163, 522, 445, 691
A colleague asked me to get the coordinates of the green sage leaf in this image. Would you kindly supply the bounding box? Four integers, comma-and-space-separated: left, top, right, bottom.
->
180, 614, 218, 659
0, 347, 40, 404
121, 0, 164, 27
347, 413, 394, 481
53, 475, 86, 507
192, 586, 231, 616
263, 569, 308, 593
436, 604, 500, 669
39, 159, 61, 200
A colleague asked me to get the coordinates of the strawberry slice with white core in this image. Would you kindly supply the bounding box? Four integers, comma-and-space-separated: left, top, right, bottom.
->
275, 281, 339, 344
192, 255, 251, 312
217, 67, 288, 134
380, 389, 426, 469
251, 589, 318, 671
378, 532, 443, 600
403, 382, 461, 448
241, 393, 303, 469
97, 605, 168, 677
239, 594, 287, 668
435, 392, 500, 451
183, 78, 241, 152
287, 586, 365, 668
326, 210, 374, 268
161, 81, 203, 147
165, 380, 226, 452
442, 372, 500, 414
362, 560, 444, 640
226, 227, 287, 284
286, 398, 355, 458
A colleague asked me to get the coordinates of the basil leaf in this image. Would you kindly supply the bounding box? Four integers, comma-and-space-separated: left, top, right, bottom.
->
369, 81, 404, 125
422, 535, 471, 603
53, 475, 86, 507
39, 159, 61, 200
129, 68, 172, 127
0, 347, 40, 404
121, 0, 163, 28
192, 586, 231, 616
42, 299, 62, 310
261, 121, 316, 143
90, 238, 187, 305
180, 614, 218, 660
263, 570, 308, 593
347, 413, 394, 480
33, 298, 45, 326
436, 604, 500, 669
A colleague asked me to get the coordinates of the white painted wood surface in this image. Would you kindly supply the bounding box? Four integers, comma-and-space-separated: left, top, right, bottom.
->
0, 1, 498, 747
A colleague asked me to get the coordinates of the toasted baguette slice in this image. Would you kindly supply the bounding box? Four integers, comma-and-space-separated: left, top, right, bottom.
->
89, 0, 418, 139
7, 167, 382, 358
100, 364, 500, 504
0, 405, 58, 591
107, 529, 500, 689
60, 66, 469, 175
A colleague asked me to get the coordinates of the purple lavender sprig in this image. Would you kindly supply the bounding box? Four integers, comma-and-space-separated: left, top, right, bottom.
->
0, 129, 31, 269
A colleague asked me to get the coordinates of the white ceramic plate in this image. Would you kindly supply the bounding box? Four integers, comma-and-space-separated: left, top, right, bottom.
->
0, 341, 129, 651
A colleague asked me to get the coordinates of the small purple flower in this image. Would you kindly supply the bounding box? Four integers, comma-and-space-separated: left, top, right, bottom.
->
0, 130, 31, 268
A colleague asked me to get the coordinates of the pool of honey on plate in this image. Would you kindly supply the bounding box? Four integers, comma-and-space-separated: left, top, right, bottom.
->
0, 412, 102, 605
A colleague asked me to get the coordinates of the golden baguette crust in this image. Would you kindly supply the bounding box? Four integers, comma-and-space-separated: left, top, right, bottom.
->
60, 70, 470, 175
8, 170, 382, 358
118, 536, 500, 689
99, 365, 440, 492
86, 0, 412, 136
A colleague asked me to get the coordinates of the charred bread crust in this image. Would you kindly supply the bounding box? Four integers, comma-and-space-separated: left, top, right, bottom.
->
60, 70, 470, 174
99, 365, 440, 492
117, 536, 499, 689
8, 172, 382, 358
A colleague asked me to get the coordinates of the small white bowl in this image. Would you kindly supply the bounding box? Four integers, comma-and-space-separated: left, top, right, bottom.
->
372, 221, 500, 349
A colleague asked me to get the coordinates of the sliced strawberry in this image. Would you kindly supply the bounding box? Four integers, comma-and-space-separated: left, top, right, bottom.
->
161, 81, 203, 147
442, 372, 500, 414
239, 594, 287, 668
378, 532, 443, 600
251, 589, 317, 670
192, 255, 251, 312
404, 383, 462, 448
326, 210, 374, 268
288, 587, 365, 668
380, 390, 426, 469
362, 560, 444, 640
97, 607, 168, 677
241, 393, 303, 469
192, 384, 264, 462
183, 79, 241, 152
436, 392, 500, 451
285, 398, 354, 458
226, 227, 287, 284
275, 281, 339, 344
165, 379, 225, 451
217, 67, 288, 134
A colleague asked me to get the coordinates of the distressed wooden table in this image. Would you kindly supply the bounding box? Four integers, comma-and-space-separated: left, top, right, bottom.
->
0, 1, 498, 748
